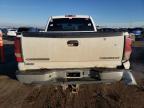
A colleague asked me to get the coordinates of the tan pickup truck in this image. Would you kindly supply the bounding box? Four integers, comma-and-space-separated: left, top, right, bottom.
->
14, 15, 136, 85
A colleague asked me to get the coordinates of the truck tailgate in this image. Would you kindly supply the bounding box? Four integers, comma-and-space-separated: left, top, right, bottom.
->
21, 32, 124, 69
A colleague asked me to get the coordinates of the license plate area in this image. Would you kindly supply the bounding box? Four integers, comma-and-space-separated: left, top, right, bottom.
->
66, 72, 81, 78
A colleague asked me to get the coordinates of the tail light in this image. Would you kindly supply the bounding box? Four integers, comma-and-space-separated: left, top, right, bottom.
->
124, 37, 132, 60
125, 37, 132, 52
14, 37, 23, 62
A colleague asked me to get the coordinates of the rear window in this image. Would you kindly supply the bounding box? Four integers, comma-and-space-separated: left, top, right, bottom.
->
10, 29, 16, 31
47, 18, 94, 31
17, 27, 38, 33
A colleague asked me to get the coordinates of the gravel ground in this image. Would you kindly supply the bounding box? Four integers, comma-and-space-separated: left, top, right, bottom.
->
0, 38, 144, 108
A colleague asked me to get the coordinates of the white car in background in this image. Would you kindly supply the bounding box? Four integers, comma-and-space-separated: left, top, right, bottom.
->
7, 29, 17, 37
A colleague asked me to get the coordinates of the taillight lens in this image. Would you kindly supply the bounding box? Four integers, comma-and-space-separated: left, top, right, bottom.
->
125, 37, 132, 52
124, 37, 132, 60
14, 37, 23, 62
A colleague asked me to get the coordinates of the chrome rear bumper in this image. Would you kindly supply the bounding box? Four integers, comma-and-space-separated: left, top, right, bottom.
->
16, 69, 137, 85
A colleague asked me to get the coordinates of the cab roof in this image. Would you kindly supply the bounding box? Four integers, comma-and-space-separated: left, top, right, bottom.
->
51, 15, 90, 19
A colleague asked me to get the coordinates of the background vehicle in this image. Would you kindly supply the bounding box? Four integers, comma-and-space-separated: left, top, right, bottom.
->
7, 29, 17, 37
0, 28, 8, 36
17, 27, 39, 35
128, 28, 143, 41
15, 15, 136, 85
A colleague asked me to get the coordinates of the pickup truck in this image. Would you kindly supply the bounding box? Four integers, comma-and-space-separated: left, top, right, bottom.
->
15, 15, 136, 85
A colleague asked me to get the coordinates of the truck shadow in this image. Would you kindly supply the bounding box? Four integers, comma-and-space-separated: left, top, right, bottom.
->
0, 44, 17, 79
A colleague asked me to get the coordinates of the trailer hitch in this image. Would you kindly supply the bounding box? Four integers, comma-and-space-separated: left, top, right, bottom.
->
62, 84, 79, 94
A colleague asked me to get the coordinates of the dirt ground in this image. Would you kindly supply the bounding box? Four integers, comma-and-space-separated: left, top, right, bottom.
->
0, 37, 144, 108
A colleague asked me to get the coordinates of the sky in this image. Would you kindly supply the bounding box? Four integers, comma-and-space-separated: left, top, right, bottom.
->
0, 0, 144, 28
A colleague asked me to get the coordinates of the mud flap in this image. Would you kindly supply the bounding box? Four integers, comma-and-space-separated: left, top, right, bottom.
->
123, 60, 130, 69
122, 70, 137, 85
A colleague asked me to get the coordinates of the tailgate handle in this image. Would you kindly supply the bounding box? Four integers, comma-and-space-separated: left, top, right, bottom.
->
67, 40, 79, 47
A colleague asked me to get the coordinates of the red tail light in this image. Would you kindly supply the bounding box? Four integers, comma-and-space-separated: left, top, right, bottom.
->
124, 37, 132, 60
14, 37, 23, 62
125, 37, 132, 52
